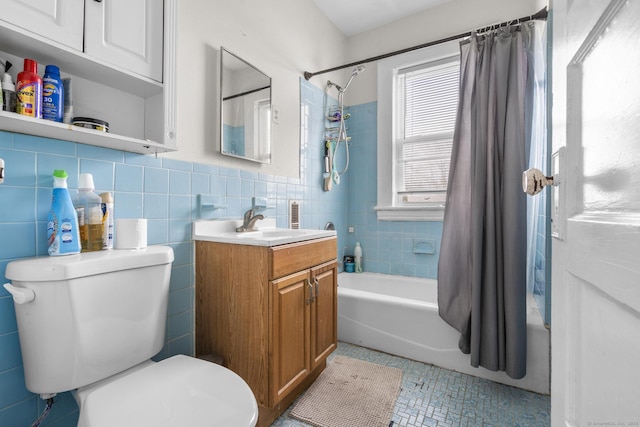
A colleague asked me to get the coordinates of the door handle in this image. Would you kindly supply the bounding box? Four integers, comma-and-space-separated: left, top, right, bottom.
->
313, 276, 319, 302
522, 168, 559, 196
306, 279, 314, 305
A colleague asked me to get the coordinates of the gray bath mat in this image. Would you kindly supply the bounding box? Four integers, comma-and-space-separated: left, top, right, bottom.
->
290, 355, 402, 427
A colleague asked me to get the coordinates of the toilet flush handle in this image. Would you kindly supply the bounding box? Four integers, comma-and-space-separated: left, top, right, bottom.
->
3, 283, 35, 304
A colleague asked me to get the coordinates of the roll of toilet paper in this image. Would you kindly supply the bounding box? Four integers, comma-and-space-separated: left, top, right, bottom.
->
115, 219, 147, 249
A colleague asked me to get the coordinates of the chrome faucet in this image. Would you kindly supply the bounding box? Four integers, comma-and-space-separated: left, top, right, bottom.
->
236, 209, 265, 232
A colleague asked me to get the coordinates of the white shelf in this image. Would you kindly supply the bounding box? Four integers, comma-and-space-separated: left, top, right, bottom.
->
0, 111, 175, 155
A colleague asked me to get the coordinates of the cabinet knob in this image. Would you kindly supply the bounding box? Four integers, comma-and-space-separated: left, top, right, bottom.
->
94, 0, 103, 2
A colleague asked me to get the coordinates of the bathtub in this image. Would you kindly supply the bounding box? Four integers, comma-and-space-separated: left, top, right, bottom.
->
337, 272, 550, 394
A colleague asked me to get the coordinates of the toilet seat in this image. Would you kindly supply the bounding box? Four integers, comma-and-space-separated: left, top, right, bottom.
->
76, 355, 258, 427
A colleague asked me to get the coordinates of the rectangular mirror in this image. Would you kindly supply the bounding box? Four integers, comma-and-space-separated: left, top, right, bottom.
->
220, 47, 272, 163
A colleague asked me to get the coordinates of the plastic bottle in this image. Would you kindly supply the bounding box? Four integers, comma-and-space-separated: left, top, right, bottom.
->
62, 77, 73, 124
73, 173, 104, 252
354, 242, 363, 273
100, 192, 114, 250
2, 73, 16, 112
16, 58, 42, 118
42, 65, 64, 122
47, 170, 81, 256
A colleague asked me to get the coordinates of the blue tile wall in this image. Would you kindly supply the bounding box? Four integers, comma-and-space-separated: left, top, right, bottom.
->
0, 96, 348, 424
534, 192, 551, 326
0, 80, 444, 425
342, 100, 443, 278
222, 124, 246, 157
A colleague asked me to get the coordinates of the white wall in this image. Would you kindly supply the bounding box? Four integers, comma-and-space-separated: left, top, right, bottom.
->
165, 0, 547, 176
343, 0, 548, 106
165, 0, 347, 177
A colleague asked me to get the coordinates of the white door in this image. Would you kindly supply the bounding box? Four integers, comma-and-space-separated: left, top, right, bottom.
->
2, 0, 84, 51
551, 0, 640, 425
84, 0, 163, 82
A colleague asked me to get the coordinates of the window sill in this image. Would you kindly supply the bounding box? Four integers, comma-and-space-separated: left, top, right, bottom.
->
374, 205, 444, 221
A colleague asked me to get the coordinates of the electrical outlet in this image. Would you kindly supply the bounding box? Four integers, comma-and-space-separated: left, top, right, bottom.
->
348, 226, 355, 233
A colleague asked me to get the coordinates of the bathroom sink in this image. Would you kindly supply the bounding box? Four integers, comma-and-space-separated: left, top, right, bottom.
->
232, 230, 311, 239
192, 219, 336, 246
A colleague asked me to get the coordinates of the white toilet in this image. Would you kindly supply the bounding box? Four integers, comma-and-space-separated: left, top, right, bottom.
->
3, 246, 258, 427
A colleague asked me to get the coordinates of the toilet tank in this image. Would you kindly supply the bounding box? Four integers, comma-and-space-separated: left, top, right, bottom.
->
5, 246, 174, 395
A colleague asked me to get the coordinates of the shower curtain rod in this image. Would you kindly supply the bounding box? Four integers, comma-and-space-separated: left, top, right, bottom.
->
303, 7, 547, 80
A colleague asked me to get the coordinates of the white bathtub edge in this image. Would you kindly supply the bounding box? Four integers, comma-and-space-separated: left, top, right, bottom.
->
337, 272, 550, 395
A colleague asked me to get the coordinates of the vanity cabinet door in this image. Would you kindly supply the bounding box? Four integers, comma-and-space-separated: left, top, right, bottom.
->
310, 261, 338, 370
269, 270, 311, 406
84, 0, 163, 81
2, 0, 84, 50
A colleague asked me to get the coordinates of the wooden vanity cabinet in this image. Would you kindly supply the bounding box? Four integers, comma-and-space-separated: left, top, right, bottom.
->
195, 236, 337, 427
310, 262, 340, 368
270, 260, 337, 404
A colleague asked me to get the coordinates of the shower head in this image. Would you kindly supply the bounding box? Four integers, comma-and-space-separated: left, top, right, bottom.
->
352, 65, 366, 76
342, 65, 366, 91
326, 65, 366, 93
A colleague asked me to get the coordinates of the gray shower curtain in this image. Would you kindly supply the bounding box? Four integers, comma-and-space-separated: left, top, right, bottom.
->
437, 25, 530, 379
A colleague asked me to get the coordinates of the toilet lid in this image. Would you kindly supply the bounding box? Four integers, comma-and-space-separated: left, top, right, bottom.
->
77, 355, 258, 427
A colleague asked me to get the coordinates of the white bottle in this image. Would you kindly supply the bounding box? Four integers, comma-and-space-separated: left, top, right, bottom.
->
73, 173, 103, 252
354, 242, 363, 273
2, 72, 16, 112
100, 192, 114, 249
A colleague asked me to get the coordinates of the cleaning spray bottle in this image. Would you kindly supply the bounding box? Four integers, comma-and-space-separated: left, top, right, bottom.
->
47, 170, 81, 256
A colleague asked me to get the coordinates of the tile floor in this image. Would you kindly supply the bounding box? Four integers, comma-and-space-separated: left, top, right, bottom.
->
271, 342, 550, 427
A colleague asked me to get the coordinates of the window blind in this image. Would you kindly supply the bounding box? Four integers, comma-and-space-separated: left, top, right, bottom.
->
397, 57, 459, 197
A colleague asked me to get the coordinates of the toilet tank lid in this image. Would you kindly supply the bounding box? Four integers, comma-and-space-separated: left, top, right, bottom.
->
6, 246, 174, 282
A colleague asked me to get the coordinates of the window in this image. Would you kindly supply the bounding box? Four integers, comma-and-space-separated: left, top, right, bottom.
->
397, 58, 459, 205
376, 41, 460, 221
255, 99, 271, 162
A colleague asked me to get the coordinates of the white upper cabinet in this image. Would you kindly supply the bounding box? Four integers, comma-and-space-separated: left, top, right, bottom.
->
84, 0, 163, 82
0, 0, 177, 154
1, 0, 84, 51
1, 0, 163, 82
